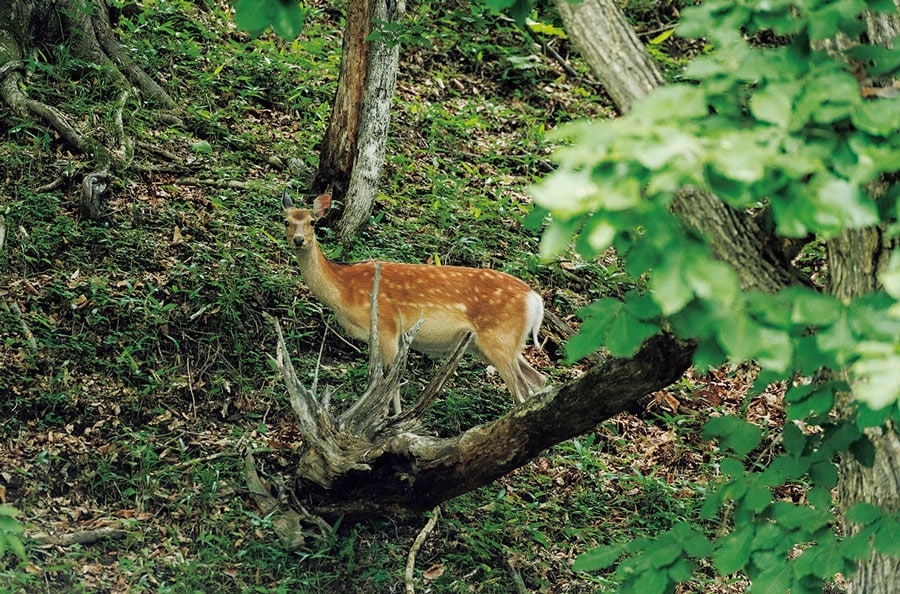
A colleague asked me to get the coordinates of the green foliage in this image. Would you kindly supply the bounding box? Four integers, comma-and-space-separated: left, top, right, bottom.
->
528, 0, 900, 589
0, 506, 26, 564
232, 0, 306, 39
534, 0, 900, 406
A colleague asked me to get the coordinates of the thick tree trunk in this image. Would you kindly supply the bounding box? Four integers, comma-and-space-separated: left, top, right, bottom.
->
554, 0, 664, 113
838, 424, 900, 594
830, 227, 900, 594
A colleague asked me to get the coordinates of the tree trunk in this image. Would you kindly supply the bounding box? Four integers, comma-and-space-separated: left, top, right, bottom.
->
554, 0, 664, 113
830, 228, 900, 594
336, 0, 404, 244
312, 0, 373, 198
313, 0, 403, 243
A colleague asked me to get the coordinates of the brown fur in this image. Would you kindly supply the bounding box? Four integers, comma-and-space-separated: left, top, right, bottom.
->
283, 192, 545, 413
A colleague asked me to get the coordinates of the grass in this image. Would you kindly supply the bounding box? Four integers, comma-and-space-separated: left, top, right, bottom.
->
0, 0, 775, 591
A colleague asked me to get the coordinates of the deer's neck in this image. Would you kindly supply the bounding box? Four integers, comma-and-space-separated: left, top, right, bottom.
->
294, 241, 345, 308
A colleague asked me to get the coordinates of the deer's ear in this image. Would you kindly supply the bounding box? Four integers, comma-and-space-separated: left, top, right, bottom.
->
282, 190, 295, 210
312, 193, 332, 219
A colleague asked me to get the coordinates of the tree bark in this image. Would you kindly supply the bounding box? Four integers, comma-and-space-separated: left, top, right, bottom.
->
336, 0, 404, 244
830, 228, 899, 594
312, 0, 373, 199
554, 0, 664, 113
312, 0, 405, 243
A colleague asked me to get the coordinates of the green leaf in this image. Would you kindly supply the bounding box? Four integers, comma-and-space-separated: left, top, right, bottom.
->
605, 310, 661, 357
810, 460, 839, 489
816, 311, 855, 365
841, 530, 875, 561
750, 82, 798, 128
785, 383, 834, 421
751, 523, 788, 551
793, 536, 847, 579
790, 290, 842, 326
771, 501, 830, 531
873, 519, 900, 556
631, 562, 672, 594
742, 483, 772, 513
714, 525, 755, 574
685, 256, 739, 305
539, 216, 582, 260
566, 299, 621, 362
809, 175, 879, 233
719, 457, 746, 478
5, 534, 26, 561
749, 563, 792, 594
704, 417, 762, 457
233, 0, 274, 36
782, 422, 806, 455
846, 502, 883, 525
701, 486, 725, 519
674, 524, 714, 558
852, 97, 900, 136
650, 252, 693, 316
649, 537, 684, 569
574, 543, 627, 572
270, 1, 305, 39
849, 434, 876, 467
717, 313, 793, 373
852, 354, 900, 410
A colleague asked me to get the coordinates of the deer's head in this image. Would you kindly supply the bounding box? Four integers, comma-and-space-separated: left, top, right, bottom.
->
282, 191, 331, 251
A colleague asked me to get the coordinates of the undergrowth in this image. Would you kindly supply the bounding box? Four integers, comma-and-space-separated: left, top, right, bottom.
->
0, 0, 766, 592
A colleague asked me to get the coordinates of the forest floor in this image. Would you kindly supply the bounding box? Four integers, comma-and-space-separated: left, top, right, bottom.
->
0, 1, 796, 592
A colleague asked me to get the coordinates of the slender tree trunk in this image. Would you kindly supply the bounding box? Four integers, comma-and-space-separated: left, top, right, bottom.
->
313, 0, 402, 243
336, 0, 404, 244
312, 0, 373, 198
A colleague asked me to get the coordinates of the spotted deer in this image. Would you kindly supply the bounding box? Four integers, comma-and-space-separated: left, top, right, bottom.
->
282, 191, 545, 414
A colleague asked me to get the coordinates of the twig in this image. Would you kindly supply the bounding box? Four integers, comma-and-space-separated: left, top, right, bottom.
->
181, 178, 254, 189
0, 216, 38, 353
525, 26, 581, 80
187, 357, 197, 422
394, 332, 474, 426
405, 506, 441, 594
31, 527, 128, 547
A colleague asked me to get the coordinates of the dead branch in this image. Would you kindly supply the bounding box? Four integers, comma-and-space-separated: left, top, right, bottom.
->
31, 527, 128, 547
405, 506, 441, 594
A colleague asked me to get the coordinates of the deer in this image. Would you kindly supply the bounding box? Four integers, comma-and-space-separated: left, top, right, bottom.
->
282, 191, 546, 415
